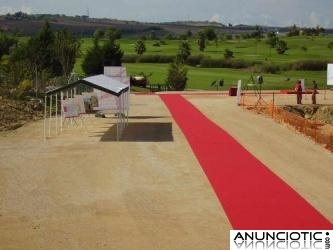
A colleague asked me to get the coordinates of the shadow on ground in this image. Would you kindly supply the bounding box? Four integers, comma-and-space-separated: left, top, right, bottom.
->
92, 122, 174, 142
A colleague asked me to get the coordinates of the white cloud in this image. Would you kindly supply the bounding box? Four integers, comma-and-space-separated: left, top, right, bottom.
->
209, 14, 220, 23
0, 5, 32, 15
308, 12, 320, 26
20, 5, 33, 14
0, 6, 14, 15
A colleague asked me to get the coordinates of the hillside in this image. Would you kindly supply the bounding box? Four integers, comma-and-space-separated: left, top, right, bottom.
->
3, 12, 329, 37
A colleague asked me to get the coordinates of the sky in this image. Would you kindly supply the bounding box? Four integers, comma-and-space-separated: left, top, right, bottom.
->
1, 0, 333, 28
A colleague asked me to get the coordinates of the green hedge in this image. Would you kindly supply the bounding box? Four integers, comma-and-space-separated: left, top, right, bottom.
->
122, 54, 332, 73
122, 54, 175, 63
290, 60, 330, 71
200, 57, 253, 69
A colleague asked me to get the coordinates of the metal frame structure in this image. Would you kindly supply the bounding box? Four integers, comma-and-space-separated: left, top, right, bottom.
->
44, 74, 130, 141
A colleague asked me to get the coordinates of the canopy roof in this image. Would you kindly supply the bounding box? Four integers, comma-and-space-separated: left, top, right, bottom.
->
46, 74, 129, 96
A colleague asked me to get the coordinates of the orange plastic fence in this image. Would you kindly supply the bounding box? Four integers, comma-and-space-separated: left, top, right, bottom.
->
240, 93, 333, 152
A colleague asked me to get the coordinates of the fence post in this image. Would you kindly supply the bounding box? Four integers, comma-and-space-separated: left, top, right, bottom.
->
272, 92, 275, 118
314, 120, 317, 142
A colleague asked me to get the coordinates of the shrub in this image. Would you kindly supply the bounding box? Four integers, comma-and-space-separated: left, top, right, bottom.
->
276, 40, 288, 54
166, 60, 188, 90
122, 54, 138, 63
252, 63, 281, 74
18, 79, 33, 91
291, 60, 328, 71
200, 57, 250, 69
137, 54, 175, 63
261, 63, 281, 74
122, 54, 175, 64
224, 49, 234, 59
185, 55, 204, 66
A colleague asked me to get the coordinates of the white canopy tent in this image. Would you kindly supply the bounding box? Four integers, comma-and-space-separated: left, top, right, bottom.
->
44, 74, 130, 141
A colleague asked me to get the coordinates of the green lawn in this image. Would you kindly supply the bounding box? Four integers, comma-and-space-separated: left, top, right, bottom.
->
74, 35, 333, 90
79, 36, 333, 62
124, 63, 327, 90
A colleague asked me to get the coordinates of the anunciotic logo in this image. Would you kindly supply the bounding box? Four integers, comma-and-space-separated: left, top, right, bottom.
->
230, 230, 332, 250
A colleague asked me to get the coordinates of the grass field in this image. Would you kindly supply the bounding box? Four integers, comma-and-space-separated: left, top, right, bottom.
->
123, 63, 327, 90
74, 35, 333, 90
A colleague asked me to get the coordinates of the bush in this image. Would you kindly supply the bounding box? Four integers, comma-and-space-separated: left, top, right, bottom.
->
261, 63, 281, 74
122, 54, 138, 63
291, 60, 328, 71
137, 54, 175, 63
276, 40, 288, 54
224, 49, 234, 59
185, 55, 204, 66
18, 79, 33, 91
252, 63, 281, 74
166, 61, 188, 90
200, 57, 251, 69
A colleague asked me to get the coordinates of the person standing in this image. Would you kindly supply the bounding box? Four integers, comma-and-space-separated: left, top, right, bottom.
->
295, 80, 303, 104
312, 80, 318, 104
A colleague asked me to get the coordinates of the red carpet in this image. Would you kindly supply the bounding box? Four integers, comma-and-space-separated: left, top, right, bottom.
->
160, 94, 332, 230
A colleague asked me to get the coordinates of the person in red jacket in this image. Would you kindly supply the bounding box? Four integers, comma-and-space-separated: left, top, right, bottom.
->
294, 80, 302, 104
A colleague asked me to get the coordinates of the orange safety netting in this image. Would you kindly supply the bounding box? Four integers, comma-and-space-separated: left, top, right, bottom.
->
240, 93, 333, 152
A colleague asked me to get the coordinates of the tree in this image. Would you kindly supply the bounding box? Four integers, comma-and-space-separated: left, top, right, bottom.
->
0, 32, 17, 59
165, 33, 174, 40
105, 27, 121, 41
93, 29, 105, 40
30, 21, 62, 77
251, 25, 264, 39
150, 31, 157, 40
276, 40, 288, 54
266, 32, 279, 48
103, 40, 123, 66
204, 27, 217, 41
177, 40, 191, 62
82, 38, 104, 75
166, 60, 188, 91
328, 41, 333, 50
197, 32, 206, 51
186, 29, 193, 38
134, 40, 146, 55
224, 49, 234, 59
301, 45, 308, 52
82, 36, 123, 75
288, 25, 300, 36
53, 29, 81, 77
266, 31, 279, 55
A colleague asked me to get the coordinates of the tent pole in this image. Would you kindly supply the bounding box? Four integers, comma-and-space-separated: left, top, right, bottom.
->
44, 95, 47, 140
49, 95, 52, 137
126, 92, 129, 125
117, 96, 119, 141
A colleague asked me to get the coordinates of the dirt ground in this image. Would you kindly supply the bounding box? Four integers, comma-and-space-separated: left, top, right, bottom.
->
0, 93, 332, 250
